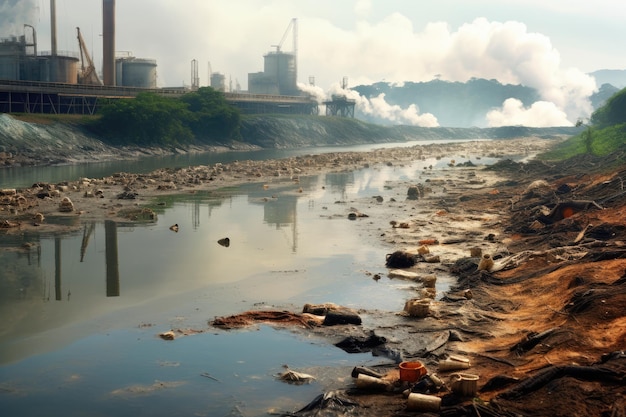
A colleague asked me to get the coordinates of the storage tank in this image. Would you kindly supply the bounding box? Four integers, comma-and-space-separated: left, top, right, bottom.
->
115, 57, 157, 88
43, 55, 79, 83
263, 51, 297, 96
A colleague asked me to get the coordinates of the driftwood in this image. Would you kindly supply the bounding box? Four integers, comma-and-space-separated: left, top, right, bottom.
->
498, 365, 625, 400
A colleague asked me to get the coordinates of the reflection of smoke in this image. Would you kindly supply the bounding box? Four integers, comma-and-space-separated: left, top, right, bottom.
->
0, 0, 37, 37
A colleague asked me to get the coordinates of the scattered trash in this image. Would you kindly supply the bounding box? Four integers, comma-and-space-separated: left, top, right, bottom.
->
277, 368, 316, 385
398, 361, 427, 382
449, 372, 480, 397
217, 237, 230, 247
406, 393, 441, 412
351, 366, 384, 379
439, 355, 471, 371
335, 332, 387, 354
538, 200, 603, 224
293, 390, 358, 415
477, 253, 494, 271
355, 374, 390, 391
169, 224, 179, 232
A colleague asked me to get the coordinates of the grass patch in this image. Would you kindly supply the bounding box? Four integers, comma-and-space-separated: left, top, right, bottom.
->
538, 123, 626, 160
10, 113, 99, 126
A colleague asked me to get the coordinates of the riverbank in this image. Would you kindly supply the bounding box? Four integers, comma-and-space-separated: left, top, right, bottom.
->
0, 113, 580, 168
1, 137, 625, 416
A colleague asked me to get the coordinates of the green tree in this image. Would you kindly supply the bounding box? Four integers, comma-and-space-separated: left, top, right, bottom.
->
96, 92, 193, 145
181, 87, 241, 142
590, 88, 626, 129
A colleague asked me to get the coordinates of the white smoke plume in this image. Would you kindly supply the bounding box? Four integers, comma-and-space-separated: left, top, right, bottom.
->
326, 84, 439, 127
298, 16, 598, 126
486, 98, 571, 127
0, 0, 38, 37
299, 81, 439, 127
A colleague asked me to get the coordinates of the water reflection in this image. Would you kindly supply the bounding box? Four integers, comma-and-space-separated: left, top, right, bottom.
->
105, 220, 120, 297
54, 237, 62, 301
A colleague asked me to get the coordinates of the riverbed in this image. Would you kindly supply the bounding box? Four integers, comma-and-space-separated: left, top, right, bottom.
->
0, 138, 556, 416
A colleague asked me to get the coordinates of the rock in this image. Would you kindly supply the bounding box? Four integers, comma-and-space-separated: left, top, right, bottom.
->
59, 197, 74, 212
386, 251, 418, 268
217, 237, 230, 247
159, 331, 176, 340
117, 190, 138, 199
323, 309, 362, 326
388, 269, 419, 280
303, 303, 340, 316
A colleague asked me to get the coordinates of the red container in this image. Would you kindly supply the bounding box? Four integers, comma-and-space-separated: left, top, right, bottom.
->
399, 361, 427, 382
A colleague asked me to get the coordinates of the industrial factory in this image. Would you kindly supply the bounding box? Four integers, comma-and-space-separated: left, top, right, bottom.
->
0, 0, 321, 116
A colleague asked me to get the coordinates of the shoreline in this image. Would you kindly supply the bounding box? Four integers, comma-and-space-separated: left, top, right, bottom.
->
1, 137, 625, 416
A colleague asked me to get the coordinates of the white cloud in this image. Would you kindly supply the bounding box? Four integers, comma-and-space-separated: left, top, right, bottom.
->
486, 98, 572, 127
4, 1, 609, 126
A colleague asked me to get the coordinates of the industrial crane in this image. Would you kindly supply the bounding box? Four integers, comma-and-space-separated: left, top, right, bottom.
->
76, 27, 102, 85
271, 17, 297, 55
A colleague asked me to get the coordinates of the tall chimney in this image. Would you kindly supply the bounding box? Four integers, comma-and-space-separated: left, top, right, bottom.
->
50, 0, 57, 56
102, 0, 115, 86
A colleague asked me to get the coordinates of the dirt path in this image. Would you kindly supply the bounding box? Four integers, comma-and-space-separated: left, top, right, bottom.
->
1, 137, 625, 416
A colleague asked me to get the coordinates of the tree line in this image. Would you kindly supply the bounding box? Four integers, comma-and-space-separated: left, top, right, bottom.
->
88, 87, 241, 146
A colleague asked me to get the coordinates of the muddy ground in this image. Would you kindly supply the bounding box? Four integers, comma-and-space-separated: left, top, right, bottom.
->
1, 137, 625, 416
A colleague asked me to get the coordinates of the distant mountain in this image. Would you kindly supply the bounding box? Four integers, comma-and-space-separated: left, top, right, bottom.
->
353, 78, 539, 128
590, 69, 626, 88
352, 77, 621, 128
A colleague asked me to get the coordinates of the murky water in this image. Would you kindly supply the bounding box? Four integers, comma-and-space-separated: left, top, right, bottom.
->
0, 138, 486, 189
0, 143, 506, 416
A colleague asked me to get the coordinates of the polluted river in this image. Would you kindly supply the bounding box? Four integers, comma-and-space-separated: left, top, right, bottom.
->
0, 138, 561, 416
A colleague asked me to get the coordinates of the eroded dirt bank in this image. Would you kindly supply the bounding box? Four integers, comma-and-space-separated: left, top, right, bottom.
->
1, 138, 625, 416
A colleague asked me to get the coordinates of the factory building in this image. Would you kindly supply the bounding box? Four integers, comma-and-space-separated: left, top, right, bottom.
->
210, 72, 226, 92
248, 51, 298, 96
0, 35, 79, 84
115, 57, 157, 88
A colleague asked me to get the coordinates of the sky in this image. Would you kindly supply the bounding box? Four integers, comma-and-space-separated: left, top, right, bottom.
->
2, 0, 626, 127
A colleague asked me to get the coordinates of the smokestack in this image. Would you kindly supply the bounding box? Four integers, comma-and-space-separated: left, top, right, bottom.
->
102, 0, 115, 86
50, 0, 57, 56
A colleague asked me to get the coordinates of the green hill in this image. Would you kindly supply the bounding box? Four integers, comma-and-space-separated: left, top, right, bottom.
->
539, 88, 626, 160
